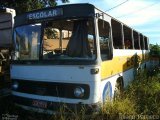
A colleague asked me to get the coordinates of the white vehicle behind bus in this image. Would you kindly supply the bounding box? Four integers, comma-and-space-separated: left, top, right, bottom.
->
0, 7, 15, 96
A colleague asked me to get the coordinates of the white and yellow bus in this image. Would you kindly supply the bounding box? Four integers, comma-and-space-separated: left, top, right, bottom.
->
11, 4, 156, 112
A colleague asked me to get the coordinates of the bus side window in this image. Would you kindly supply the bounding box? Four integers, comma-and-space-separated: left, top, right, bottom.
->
140, 34, 144, 50
111, 19, 123, 49
133, 31, 140, 50
98, 19, 112, 61
123, 25, 133, 49
144, 36, 148, 50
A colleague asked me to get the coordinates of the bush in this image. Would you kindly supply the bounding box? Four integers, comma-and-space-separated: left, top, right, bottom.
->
125, 70, 160, 115
92, 69, 160, 119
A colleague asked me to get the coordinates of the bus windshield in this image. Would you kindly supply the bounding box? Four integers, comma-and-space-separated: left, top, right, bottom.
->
13, 19, 96, 61
14, 23, 41, 60
43, 19, 96, 60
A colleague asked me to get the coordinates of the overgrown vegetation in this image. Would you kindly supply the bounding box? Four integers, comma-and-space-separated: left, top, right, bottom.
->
97, 68, 160, 120
150, 44, 160, 57
0, 68, 160, 120
126, 69, 160, 115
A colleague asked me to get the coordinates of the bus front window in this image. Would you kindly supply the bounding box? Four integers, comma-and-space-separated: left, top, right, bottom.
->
14, 24, 41, 60
43, 19, 96, 60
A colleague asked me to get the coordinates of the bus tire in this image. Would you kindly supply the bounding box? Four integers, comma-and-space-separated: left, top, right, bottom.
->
114, 77, 124, 100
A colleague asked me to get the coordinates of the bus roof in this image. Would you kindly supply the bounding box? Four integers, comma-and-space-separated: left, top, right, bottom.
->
0, 7, 15, 13
14, 3, 95, 27
14, 3, 147, 37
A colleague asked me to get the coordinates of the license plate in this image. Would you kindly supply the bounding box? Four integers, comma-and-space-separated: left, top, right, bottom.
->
32, 100, 47, 109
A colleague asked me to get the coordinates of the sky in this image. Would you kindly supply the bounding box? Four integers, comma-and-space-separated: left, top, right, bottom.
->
57, 0, 160, 45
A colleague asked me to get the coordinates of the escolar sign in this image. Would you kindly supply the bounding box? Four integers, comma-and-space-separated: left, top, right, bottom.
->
27, 8, 63, 20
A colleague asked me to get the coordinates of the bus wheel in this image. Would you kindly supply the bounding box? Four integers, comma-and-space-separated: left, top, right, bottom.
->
114, 77, 124, 100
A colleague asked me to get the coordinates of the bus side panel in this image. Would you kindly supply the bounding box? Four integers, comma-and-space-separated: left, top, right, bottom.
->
100, 49, 151, 102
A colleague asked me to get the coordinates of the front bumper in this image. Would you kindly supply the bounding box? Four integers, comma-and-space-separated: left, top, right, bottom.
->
12, 95, 100, 114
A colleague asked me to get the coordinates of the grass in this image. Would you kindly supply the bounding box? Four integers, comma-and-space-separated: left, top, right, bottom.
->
126, 69, 160, 115
68, 68, 160, 120
96, 68, 160, 119
0, 67, 160, 120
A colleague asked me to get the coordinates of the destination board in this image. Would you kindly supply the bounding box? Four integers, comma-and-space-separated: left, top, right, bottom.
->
27, 8, 63, 20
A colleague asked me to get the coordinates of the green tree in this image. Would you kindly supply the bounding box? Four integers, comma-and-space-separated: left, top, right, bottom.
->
0, 0, 69, 15
150, 44, 160, 57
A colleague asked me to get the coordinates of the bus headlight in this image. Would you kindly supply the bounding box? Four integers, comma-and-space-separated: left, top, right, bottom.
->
74, 87, 84, 98
12, 81, 19, 90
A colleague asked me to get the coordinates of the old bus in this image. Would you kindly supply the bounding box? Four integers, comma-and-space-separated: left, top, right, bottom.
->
11, 4, 152, 112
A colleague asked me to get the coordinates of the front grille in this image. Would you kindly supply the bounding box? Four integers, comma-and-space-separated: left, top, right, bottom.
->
12, 79, 90, 99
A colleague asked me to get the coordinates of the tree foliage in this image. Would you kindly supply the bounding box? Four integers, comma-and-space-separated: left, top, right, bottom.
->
0, 0, 69, 14
150, 44, 160, 51
150, 44, 160, 57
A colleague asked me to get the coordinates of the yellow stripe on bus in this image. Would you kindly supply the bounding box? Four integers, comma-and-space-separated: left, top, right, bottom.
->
101, 53, 150, 80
